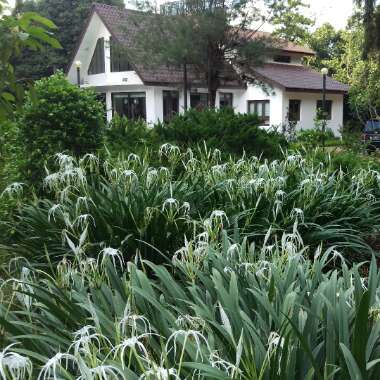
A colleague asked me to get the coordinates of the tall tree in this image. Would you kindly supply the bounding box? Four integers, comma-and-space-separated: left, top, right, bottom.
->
0, 0, 61, 119
270, 0, 314, 43
354, 0, 380, 58
133, 0, 281, 108
13, 0, 124, 81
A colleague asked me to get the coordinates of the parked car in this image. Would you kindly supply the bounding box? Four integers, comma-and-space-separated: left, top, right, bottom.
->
363, 120, 380, 152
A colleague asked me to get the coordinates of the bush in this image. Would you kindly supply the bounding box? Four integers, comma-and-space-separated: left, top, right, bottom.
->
295, 128, 337, 149
103, 115, 158, 157
155, 108, 287, 159
18, 72, 104, 184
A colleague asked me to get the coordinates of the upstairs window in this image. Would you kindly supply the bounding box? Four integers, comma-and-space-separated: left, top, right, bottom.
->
288, 99, 301, 122
316, 100, 332, 120
110, 37, 133, 72
88, 38, 105, 75
219, 92, 233, 109
248, 100, 270, 125
274, 55, 291, 63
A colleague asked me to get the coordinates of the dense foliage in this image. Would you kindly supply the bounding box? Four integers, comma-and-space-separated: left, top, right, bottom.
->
156, 108, 287, 159
17, 72, 104, 184
1, 148, 380, 379
3, 146, 380, 269
0, 0, 60, 119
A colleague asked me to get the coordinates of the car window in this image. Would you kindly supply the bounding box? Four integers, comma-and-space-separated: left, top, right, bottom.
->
365, 120, 380, 132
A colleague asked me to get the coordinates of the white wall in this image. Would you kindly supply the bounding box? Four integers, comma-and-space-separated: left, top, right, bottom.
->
67, 13, 143, 88
283, 92, 344, 136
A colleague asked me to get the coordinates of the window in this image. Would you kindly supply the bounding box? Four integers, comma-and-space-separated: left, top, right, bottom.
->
112, 92, 146, 120
190, 92, 208, 109
163, 90, 179, 122
288, 99, 301, 122
274, 55, 291, 63
248, 100, 270, 124
316, 100, 332, 120
88, 38, 105, 75
110, 37, 132, 72
219, 92, 233, 109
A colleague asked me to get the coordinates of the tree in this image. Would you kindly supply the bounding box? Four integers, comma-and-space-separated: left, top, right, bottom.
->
306, 23, 346, 74
354, 0, 380, 58
270, 0, 314, 43
0, 0, 61, 120
133, 0, 281, 108
13, 0, 124, 81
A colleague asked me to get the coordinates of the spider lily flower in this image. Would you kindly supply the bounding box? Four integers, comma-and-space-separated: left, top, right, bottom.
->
81, 365, 126, 379
159, 143, 180, 159
113, 333, 155, 364
209, 351, 242, 377
119, 304, 152, 335
0, 182, 24, 199
128, 153, 141, 164
55, 153, 75, 169
162, 198, 179, 211
210, 210, 229, 227
79, 153, 99, 171
139, 365, 180, 380
70, 325, 111, 356
48, 204, 63, 222
166, 329, 211, 360
290, 208, 304, 224
267, 331, 284, 353
0, 344, 33, 380
74, 214, 96, 229
99, 247, 125, 270
38, 352, 78, 380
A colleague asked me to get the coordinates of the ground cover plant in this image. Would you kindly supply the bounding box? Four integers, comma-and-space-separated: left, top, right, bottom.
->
2, 146, 380, 379
1, 211, 380, 379
2, 145, 380, 267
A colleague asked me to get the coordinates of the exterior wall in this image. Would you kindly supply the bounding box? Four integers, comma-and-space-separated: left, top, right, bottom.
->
67, 14, 345, 134
283, 91, 344, 136
235, 83, 284, 128
67, 13, 143, 89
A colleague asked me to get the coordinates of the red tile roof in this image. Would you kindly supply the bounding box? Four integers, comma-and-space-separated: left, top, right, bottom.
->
252, 63, 349, 93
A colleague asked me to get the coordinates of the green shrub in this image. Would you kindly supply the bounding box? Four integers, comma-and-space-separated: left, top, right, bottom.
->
103, 115, 158, 157
18, 72, 104, 184
295, 128, 336, 149
156, 108, 287, 159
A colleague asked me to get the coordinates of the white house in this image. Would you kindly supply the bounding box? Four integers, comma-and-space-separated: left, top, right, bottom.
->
67, 3, 349, 134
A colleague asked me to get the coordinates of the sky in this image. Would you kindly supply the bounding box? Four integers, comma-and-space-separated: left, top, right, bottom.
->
7, 0, 354, 30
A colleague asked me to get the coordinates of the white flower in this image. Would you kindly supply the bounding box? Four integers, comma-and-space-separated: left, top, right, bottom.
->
48, 204, 63, 222
140, 366, 180, 380
100, 247, 124, 270
0, 344, 33, 380
166, 329, 211, 360
38, 352, 77, 380
0, 182, 24, 199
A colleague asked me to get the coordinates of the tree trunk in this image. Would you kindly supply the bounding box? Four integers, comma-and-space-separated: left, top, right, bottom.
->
183, 62, 188, 111
207, 43, 218, 108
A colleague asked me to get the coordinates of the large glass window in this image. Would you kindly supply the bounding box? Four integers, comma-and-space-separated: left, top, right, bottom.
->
219, 92, 233, 109
248, 100, 270, 125
190, 92, 209, 110
316, 100, 332, 120
163, 90, 179, 122
110, 37, 132, 72
112, 92, 146, 120
288, 99, 301, 122
88, 38, 105, 75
